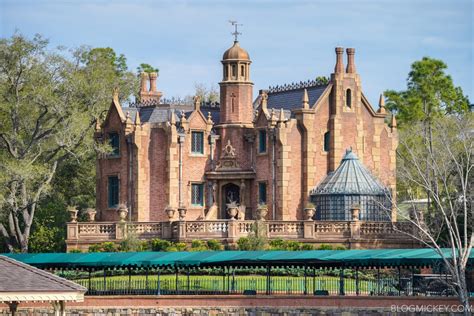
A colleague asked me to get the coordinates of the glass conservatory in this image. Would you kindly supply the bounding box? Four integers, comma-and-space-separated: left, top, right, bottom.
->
310, 149, 392, 221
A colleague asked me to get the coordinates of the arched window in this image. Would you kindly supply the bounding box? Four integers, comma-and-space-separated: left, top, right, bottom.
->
346, 89, 352, 108
241, 65, 245, 77
232, 64, 236, 78
324, 131, 330, 152
225, 66, 229, 79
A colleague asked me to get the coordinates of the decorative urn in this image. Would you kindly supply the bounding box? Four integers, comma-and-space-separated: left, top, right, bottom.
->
226, 202, 239, 220
165, 206, 176, 221
350, 204, 360, 221
67, 206, 78, 223
303, 203, 316, 220
255, 204, 268, 220
117, 204, 128, 222
85, 208, 97, 222
178, 207, 187, 221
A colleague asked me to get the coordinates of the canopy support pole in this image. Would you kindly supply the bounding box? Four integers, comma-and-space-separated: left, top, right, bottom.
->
128, 267, 132, 294
157, 268, 161, 296
356, 267, 360, 296
88, 269, 91, 294
175, 267, 179, 294
103, 268, 107, 294
266, 265, 271, 295
377, 267, 381, 296
304, 266, 308, 295
398, 266, 401, 296
339, 268, 345, 296
187, 267, 190, 293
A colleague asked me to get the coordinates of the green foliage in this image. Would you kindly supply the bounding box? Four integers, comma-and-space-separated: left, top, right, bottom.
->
150, 239, 172, 251
88, 242, 118, 253
136, 63, 159, 74
0, 33, 138, 252
119, 234, 150, 252
317, 244, 334, 250
237, 221, 268, 250
68, 249, 82, 253
315, 76, 330, 85
384, 57, 469, 127
268, 239, 314, 251
206, 239, 223, 251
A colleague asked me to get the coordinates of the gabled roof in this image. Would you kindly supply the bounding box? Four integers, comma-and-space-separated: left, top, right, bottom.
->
311, 149, 389, 196
0, 255, 86, 302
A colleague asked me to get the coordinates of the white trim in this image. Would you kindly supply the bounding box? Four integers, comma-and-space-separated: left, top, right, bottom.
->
0, 291, 84, 303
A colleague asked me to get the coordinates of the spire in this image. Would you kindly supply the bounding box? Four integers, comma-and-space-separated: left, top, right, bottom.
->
180, 110, 187, 123
302, 88, 309, 109
193, 95, 201, 111
377, 93, 386, 114
170, 109, 176, 126
207, 112, 213, 124
390, 113, 397, 131
134, 111, 141, 125
259, 90, 268, 111
113, 86, 120, 104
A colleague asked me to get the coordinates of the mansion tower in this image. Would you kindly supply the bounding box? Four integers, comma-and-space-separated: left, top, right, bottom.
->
95, 40, 398, 223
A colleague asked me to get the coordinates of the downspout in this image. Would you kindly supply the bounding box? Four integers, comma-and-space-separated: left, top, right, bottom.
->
178, 134, 185, 207
127, 136, 133, 222
272, 129, 276, 220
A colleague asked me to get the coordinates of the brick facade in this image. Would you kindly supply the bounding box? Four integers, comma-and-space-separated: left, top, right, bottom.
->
95, 42, 397, 222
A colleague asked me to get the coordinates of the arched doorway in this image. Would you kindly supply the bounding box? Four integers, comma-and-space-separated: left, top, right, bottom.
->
221, 183, 240, 218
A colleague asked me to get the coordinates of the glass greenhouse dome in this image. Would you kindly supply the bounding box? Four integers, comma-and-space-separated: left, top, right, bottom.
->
310, 149, 392, 221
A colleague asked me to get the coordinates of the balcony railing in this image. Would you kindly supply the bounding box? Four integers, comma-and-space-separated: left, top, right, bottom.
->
66, 219, 417, 250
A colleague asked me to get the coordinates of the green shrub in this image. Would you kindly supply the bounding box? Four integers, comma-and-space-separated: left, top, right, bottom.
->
300, 243, 314, 250
190, 240, 208, 251
317, 244, 333, 250
150, 239, 172, 251
207, 239, 223, 251
88, 242, 118, 253
175, 242, 187, 251
68, 249, 82, 253
335, 245, 347, 250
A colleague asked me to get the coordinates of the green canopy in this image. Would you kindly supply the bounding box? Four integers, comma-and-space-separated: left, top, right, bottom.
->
3, 248, 472, 269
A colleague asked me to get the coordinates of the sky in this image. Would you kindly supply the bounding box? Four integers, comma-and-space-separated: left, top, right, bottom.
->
1, 0, 473, 106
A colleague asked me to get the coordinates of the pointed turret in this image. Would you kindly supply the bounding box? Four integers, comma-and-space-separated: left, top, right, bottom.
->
170, 109, 176, 126
134, 111, 141, 125
377, 93, 386, 115
193, 95, 201, 111
390, 113, 397, 132
302, 88, 309, 109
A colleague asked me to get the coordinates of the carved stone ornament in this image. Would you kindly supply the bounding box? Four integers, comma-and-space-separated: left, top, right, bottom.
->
215, 140, 240, 171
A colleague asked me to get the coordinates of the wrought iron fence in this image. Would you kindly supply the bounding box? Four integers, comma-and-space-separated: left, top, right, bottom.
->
62, 267, 455, 297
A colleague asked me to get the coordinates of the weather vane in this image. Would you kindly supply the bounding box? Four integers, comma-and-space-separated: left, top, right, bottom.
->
229, 20, 242, 42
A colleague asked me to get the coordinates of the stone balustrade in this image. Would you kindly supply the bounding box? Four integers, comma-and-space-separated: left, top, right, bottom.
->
66, 219, 418, 251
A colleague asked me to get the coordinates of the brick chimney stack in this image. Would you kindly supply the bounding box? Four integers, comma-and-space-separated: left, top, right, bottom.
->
139, 72, 162, 103
149, 72, 158, 92
140, 72, 148, 92
334, 47, 344, 73
346, 48, 356, 73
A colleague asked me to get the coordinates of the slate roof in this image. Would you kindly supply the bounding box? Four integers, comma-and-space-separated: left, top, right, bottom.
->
122, 103, 221, 124
311, 149, 390, 196
0, 255, 86, 293
266, 84, 328, 111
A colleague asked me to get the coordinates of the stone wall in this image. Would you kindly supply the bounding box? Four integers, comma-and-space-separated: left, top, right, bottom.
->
1, 296, 469, 316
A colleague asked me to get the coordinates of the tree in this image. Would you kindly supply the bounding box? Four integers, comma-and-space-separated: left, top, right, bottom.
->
193, 83, 219, 103
315, 76, 329, 85
136, 63, 159, 75
392, 114, 473, 314
0, 33, 137, 252
385, 57, 469, 127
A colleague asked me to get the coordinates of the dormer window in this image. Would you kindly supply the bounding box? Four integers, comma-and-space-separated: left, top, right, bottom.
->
191, 131, 204, 154
346, 89, 352, 108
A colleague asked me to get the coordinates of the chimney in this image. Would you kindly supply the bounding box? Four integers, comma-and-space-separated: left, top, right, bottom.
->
149, 72, 158, 92
346, 48, 356, 73
334, 47, 344, 73
140, 72, 148, 92
139, 72, 163, 103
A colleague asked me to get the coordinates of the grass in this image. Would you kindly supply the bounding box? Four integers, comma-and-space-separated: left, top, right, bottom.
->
72, 274, 400, 295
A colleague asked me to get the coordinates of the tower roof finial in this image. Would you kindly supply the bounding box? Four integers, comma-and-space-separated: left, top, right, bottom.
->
229, 20, 242, 42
